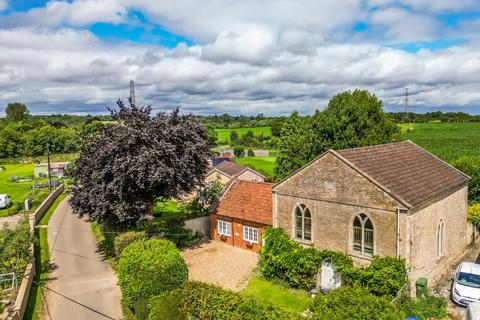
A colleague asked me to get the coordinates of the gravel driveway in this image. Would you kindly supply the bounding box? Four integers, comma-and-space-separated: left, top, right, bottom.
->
181, 240, 258, 291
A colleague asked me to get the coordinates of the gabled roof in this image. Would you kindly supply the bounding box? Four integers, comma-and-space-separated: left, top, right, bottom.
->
213, 161, 246, 177
211, 180, 273, 225
274, 141, 469, 209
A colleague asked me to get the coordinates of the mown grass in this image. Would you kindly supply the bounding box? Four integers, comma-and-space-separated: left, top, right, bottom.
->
24, 228, 50, 320
153, 199, 182, 221
0, 163, 35, 202
235, 156, 276, 180
38, 192, 67, 225
242, 275, 311, 313
215, 127, 271, 141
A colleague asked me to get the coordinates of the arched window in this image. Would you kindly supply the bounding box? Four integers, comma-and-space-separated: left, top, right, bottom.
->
295, 204, 312, 242
352, 213, 374, 257
437, 220, 444, 258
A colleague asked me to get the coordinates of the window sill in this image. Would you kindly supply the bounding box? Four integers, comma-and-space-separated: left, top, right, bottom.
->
295, 239, 314, 246
348, 251, 374, 262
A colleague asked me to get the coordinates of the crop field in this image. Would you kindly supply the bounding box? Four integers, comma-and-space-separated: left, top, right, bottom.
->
399, 122, 480, 163
215, 126, 271, 141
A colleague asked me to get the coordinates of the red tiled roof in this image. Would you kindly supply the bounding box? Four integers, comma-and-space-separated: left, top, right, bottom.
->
336, 141, 469, 207
213, 180, 273, 225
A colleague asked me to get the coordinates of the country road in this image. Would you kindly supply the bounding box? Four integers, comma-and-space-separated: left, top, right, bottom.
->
45, 199, 122, 320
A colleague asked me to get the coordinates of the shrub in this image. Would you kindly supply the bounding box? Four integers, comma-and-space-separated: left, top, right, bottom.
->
149, 281, 302, 320
395, 293, 447, 320
114, 231, 146, 258
7, 202, 23, 215
468, 203, 480, 227
164, 225, 193, 248
118, 239, 188, 307
310, 286, 402, 320
260, 228, 407, 297
0, 216, 33, 275
247, 149, 255, 157
259, 228, 353, 289
343, 256, 408, 298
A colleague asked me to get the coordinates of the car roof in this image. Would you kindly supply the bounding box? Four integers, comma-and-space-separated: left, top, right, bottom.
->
460, 262, 480, 274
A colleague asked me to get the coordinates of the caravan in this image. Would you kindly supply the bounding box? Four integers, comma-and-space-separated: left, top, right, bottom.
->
0, 194, 11, 209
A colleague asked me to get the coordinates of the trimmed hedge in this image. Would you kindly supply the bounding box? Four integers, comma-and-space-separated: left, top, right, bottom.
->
148, 281, 302, 320
114, 231, 146, 258
259, 228, 407, 297
118, 239, 188, 307
310, 286, 403, 320
395, 293, 447, 320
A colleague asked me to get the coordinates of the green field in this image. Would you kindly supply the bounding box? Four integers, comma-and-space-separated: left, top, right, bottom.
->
215, 127, 271, 141
0, 163, 35, 203
232, 122, 480, 180
235, 156, 276, 179
399, 122, 480, 162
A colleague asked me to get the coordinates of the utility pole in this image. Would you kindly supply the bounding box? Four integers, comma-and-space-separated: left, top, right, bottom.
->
129, 80, 136, 106
46, 143, 52, 194
403, 87, 409, 122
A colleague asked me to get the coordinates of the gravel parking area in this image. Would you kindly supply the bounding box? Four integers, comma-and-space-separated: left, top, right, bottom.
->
434, 239, 480, 320
181, 240, 258, 291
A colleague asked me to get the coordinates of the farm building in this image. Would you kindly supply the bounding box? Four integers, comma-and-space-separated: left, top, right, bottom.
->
210, 180, 272, 252
206, 160, 265, 185
272, 140, 470, 291
34, 162, 72, 178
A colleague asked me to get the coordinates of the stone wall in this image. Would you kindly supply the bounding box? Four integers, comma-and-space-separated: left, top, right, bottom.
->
236, 169, 264, 182
407, 186, 468, 288
184, 216, 211, 237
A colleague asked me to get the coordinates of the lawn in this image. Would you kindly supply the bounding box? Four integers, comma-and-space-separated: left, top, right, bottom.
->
242, 275, 311, 313
0, 163, 35, 201
215, 127, 271, 141
39, 191, 67, 225
235, 156, 276, 180
399, 122, 480, 163
153, 199, 183, 221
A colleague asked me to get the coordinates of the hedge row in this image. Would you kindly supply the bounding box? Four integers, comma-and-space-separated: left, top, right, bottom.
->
259, 228, 407, 298
148, 281, 303, 320
118, 239, 188, 307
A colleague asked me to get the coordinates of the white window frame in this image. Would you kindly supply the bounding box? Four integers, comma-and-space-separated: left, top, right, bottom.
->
217, 219, 231, 236
243, 226, 259, 243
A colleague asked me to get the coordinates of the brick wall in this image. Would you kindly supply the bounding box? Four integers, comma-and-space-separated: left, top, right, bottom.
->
210, 214, 268, 252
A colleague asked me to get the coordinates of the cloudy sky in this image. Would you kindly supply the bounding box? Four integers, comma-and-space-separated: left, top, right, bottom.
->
0, 0, 479, 115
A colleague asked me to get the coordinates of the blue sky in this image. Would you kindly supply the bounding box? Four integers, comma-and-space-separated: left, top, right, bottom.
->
0, 0, 479, 115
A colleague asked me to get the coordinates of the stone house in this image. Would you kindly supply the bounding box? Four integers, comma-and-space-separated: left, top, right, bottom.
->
272, 141, 470, 290
34, 162, 72, 178
206, 160, 265, 185
210, 180, 272, 252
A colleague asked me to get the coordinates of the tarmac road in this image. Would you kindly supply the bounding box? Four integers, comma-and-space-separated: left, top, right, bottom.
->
44, 199, 122, 320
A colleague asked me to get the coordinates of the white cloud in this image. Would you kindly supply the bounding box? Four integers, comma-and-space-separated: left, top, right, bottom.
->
0, 0, 7, 11
0, 27, 479, 115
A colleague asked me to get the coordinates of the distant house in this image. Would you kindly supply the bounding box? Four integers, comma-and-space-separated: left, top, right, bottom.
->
210, 180, 273, 252
273, 141, 470, 290
34, 162, 72, 178
206, 161, 264, 185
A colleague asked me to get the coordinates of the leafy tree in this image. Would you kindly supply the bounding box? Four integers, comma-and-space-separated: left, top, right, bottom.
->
0, 217, 33, 275
205, 124, 218, 147
181, 180, 224, 219
453, 156, 480, 204
69, 100, 210, 226
230, 130, 239, 142
5, 102, 30, 122
274, 111, 310, 180
270, 118, 285, 137
274, 90, 398, 180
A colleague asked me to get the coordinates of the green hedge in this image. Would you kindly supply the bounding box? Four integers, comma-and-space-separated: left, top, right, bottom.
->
310, 286, 402, 320
114, 231, 146, 258
118, 239, 188, 307
259, 228, 407, 297
148, 281, 302, 320
395, 293, 447, 320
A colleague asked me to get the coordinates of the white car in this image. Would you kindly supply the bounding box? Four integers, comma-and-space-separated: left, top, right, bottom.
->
452, 262, 480, 306
0, 194, 11, 209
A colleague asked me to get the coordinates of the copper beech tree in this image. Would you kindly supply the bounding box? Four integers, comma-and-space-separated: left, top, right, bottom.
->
69, 99, 210, 226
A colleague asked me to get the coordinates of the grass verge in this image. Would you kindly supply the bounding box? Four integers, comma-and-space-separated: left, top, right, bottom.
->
91, 221, 117, 267
242, 275, 311, 313
23, 228, 50, 320
38, 192, 67, 225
